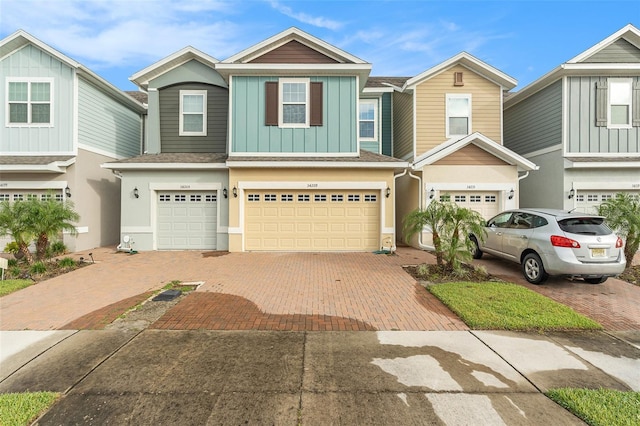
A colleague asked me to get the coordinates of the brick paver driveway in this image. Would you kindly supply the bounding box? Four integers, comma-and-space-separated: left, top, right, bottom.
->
153, 247, 467, 331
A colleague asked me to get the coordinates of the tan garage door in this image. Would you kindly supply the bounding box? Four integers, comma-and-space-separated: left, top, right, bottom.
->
245, 190, 380, 251
441, 191, 500, 218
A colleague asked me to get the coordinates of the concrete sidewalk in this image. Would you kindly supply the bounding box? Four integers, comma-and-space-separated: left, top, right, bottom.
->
1, 329, 639, 424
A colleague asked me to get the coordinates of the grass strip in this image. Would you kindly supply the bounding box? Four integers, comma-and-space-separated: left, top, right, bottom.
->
0, 279, 34, 297
0, 392, 60, 426
546, 388, 640, 426
427, 281, 602, 331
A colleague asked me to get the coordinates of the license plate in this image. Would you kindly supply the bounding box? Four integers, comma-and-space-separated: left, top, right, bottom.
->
591, 248, 606, 257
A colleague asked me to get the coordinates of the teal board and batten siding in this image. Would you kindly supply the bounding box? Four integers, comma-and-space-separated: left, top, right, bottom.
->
0, 44, 74, 154
231, 76, 357, 154
159, 83, 228, 153
504, 80, 563, 155
566, 76, 640, 154
78, 79, 142, 158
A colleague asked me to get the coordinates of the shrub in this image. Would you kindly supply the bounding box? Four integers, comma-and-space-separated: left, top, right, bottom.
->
7, 258, 18, 268
48, 240, 67, 257
29, 261, 47, 275
3, 241, 19, 254
57, 257, 77, 269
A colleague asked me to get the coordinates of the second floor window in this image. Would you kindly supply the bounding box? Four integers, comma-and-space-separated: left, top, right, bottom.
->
359, 100, 377, 139
7, 79, 52, 126
608, 79, 632, 128
179, 90, 207, 136
446, 94, 471, 138
280, 78, 309, 127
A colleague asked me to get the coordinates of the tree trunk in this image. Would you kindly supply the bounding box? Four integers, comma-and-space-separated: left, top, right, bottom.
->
36, 234, 49, 260
18, 243, 33, 264
432, 232, 443, 266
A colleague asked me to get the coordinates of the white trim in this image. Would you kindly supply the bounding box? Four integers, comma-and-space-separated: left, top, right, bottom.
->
279, 77, 310, 128
179, 89, 207, 136
75, 226, 89, 234
121, 226, 153, 233
228, 75, 233, 156
381, 227, 394, 235
572, 181, 640, 191
5, 77, 54, 127
565, 160, 640, 169
567, 24, 640, 63
424, 182, 516, 211
0, 158, 75, 173
149, 182, 221, 191
225, 160, 405, 169
227, 151, 359, 158
101, 162, 228, 170
445, 93, 471, 138
522, 144, 562, 158
564, 152, 640, 158
562, 76, 568, 157
0, 181, 67, 190
563, 63, 640, 71
238, 181, 386, 190
73, 72, 79, 154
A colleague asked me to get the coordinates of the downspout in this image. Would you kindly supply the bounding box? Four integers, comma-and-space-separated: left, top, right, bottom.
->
407, 170, 433, 251
518, 171, 530, 181
392, 169, 408, 251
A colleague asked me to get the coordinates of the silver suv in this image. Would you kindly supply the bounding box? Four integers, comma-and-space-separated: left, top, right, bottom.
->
470, 209, 626, 284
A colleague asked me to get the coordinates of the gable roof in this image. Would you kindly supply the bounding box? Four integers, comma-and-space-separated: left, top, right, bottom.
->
412, 132, 538, 172
0, 30, 145, 113
129, 46, 220, 90
216, 27, 371, 88
404, 52, 517, 91
505, 24, 640, 108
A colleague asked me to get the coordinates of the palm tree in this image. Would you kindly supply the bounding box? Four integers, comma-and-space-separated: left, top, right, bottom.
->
28, 197, 79, 260
403, 200, 451, 266
0, 200, 35, 263
598, 193, 640, 270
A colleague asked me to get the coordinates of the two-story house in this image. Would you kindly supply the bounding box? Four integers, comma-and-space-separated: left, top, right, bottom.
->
102, 46, 230, 251
105, 28, 407, 252
0, 30, 145, 252
393, 53, 538, 246
504, 24, 640, 213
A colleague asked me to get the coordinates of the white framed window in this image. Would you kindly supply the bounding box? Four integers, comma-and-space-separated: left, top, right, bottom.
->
179, 90, 207, 136
6, 78, 53, 126
279, 78, 309, 128
608, 78, 632, 129
359, 100, 377, 140
446, 94, 471, 138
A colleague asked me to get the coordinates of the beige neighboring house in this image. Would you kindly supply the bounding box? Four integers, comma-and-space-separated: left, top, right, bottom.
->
393, 52, 538, 248
0, 30, 145, 252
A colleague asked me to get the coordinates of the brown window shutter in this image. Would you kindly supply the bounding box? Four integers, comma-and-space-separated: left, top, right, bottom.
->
633, 81, 640, 127
595, 80, 607, 127
265, 81, 278, 126
310, 82, 323, 126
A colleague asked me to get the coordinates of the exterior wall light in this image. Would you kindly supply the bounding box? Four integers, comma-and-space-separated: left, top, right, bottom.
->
232, 187, 238, 198
508, 188, 514, 200
568, 188, 575, 199
429, 188, 435, 199
385, 186, 391, 198
65, 186, 71, 198
223, 188, 228, 199
133, 187, 139, 198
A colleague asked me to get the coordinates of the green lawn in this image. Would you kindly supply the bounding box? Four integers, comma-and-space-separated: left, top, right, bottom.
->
427, 281, 602, 331
0, 279, 34, 297
0, 392, 59, 426
546, 388, 640, 426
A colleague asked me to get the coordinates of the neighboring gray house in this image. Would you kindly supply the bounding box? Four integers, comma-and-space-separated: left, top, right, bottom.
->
102, 47, 230, 251
504, 24, 640, 213
0, 30, 145, 252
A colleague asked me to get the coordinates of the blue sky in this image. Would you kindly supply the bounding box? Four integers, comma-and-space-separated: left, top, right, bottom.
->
1, 0, 638, 91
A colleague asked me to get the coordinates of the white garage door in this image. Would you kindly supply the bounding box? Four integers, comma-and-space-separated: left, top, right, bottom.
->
575, 191, 640, 214
157, 191, 217, 250
245, 190, 380, 251
441, 192, 500, 218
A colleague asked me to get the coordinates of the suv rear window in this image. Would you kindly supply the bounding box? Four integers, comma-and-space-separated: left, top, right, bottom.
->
558, 217, 611, 236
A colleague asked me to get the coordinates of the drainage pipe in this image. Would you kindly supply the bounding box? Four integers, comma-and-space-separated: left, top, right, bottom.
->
391, 169, 408, 252
407, 170, 435, 251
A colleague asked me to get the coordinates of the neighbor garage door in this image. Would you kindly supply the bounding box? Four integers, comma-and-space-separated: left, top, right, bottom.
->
157, 191, 217, 250
244, 190, 380, 251
575, 191, 640, 214
443, 191, 500, 218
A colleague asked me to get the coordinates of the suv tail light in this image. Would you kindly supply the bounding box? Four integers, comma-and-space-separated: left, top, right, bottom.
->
551, 235, 580, 248
616, 237, 624, 248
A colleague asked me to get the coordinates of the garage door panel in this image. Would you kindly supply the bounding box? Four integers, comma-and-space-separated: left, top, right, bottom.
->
245, 190, 380, 251
157, 191, 217, 250
445, 191, 499, 219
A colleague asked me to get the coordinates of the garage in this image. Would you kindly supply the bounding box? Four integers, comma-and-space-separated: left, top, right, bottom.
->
441, 191, 500, 218
157, 191, 217, 250
575, 191, 640, 214
244, 189, 380, 251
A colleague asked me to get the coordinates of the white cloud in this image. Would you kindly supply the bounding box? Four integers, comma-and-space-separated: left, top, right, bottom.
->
268, 1, 343, 30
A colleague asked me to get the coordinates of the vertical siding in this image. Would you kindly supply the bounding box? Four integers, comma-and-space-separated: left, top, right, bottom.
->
78, 79, 141, 158
0, 44, 74, 153
504, 80, 563, 155
392, 91, 414, 159
381, 92, 392, 156
231, 76, 357, 153
415, 64, 502, 155
159, 83, 228, 153
566, 76, 640, 154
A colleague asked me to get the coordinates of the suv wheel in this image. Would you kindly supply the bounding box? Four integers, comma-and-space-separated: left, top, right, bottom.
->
522, 253, 548, 285
470, 236, 483, 259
